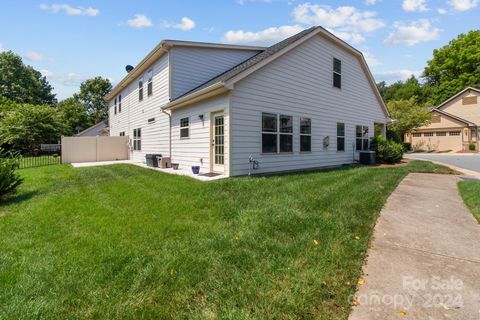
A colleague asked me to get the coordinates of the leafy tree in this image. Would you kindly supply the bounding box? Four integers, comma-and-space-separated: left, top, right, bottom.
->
423, 30, 480, 104
377, 76, 431, 105
75, 77, 112, 125
0, 148, 23, 201
387, 97, 431, 140
0, 103, 64, 152
0, 51, 56, 105
57, 97, 89, 136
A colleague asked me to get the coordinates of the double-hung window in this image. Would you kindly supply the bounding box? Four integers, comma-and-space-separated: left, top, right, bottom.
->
147, 69, 153, 96
300, 118, 311, 152
133, 128, 141, 151
262, 113, 277, 153
279, 115, 293, 153
262, 113, 293, 153
119, 131, 125, 136
180, 117, 189, 138
333, 58, 342, 89
356, 125, 369, 151
138, 77, 144, 101
114, 98, 117, 115
337, 123, 345, 151
118, 94, 122, 113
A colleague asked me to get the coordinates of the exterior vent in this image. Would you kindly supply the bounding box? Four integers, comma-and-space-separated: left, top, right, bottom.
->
462, 96, 477, 105
148, 118, 155, 124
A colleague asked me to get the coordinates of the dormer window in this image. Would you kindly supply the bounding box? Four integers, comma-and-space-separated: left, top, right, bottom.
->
333, 58, 342, 89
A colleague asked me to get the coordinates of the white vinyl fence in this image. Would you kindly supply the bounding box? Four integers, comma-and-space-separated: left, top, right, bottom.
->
61, 136, 129, 164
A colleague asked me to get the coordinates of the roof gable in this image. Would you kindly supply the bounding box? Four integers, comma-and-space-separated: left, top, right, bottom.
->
163, 27, 390, 118
437, 87, 480, 110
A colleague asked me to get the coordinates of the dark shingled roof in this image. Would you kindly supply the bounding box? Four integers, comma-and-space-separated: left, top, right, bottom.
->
171, 26, 320, 102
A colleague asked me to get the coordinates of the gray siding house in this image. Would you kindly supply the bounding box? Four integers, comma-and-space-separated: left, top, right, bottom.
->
106, 27, 390, 177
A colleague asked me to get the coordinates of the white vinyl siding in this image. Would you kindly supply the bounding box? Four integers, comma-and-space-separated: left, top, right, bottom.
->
108, 53, 170, 162
170, 94, 229, 174
230, 34, 386, 176
170, 47, 260, 99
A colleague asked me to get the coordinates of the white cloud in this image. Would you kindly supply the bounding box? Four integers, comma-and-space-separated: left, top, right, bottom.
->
222, 25, 304, 46
161, 17, 196, 31
23, 51, 52, 62
364, 0, 378, 5
126, 14, 153, 29
384, 19, 440, 46
39, 3, 99, 16
402, 0, 429, 12
448, 0, 479, 11
292, 4, 385, 33
374, 69, 422, 83
40, 69, 89, 86
437, 7, 448, 14
174, 17, 196, 31
291, 3, 384, 44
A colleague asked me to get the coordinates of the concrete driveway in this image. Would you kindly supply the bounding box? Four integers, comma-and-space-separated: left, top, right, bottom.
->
407, 153, 480, 175
349, 173, 480, 320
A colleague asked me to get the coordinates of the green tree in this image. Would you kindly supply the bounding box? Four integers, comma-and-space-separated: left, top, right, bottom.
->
0, 103, 64, 151
377, 76, 431, 105
57, 97, 89, 136
387, 97, 431, 140
75, 77, 112, 125
0, 51, 56, 105
423, 30, 480, 104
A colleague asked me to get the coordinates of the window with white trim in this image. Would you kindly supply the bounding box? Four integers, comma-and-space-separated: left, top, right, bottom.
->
147, 69, 153, 96
412, 132, 422, 137
333, 58, 341, 89
133, 128, 141, 150
138, 77, 144, 101
262, 113, 277, 153
119, 131, 125, 136
337, 123, 345, 151
118, 94, 122, 113
356, 125, 369, 151
279, 115, 293, 153
436, 131, 446, 136
300, 118, 311, 152
449, 131, 460, 136
114, 98, 117, 115
262, 113, 293, 153
424, 132, 434, 137
180, 117, 189, 138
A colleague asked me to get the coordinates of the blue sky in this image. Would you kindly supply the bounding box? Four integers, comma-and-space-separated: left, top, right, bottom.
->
0, 0, 478, 100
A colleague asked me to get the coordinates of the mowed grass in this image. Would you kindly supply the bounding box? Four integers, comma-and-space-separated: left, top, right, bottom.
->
0, 161, 453, 319
458, 181, 480, 223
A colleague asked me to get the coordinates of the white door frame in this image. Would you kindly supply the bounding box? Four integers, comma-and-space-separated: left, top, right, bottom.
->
210, 111, 225, 173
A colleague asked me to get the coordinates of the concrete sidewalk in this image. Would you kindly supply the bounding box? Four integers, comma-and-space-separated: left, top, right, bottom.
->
349, 173, 480, 320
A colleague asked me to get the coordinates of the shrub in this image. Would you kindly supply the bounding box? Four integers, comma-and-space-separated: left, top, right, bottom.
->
0, 148, 23, 201
403, 142, 412, 151
371, 135, 404, 164
469, 143, 476, 151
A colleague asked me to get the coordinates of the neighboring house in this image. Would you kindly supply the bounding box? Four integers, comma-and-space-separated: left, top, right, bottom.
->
106, 27, 390, 177
75, 121, 109, 137
406, 87, 479, 152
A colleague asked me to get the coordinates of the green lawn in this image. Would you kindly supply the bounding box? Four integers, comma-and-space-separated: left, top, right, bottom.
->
0, 161, 453, 319
458, 181, 480, 223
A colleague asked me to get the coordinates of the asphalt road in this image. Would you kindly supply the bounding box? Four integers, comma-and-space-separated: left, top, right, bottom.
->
406, 153, 480, 173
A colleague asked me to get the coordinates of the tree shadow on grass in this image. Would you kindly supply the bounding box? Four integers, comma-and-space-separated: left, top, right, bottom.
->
0, 190, 40, 207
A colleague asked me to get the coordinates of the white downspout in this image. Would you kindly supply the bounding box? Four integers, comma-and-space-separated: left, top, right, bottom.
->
161, 109, 172, 158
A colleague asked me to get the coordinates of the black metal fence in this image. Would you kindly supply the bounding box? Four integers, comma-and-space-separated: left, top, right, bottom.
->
18, 145, 61, 169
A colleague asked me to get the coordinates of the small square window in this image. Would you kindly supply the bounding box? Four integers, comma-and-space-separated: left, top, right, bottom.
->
180, 117, 189, 138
